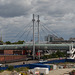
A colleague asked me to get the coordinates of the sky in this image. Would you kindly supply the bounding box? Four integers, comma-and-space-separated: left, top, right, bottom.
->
0, 0, 75, 42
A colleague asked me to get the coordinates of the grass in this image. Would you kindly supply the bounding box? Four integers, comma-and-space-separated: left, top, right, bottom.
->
0, 70, 4, 73
14, 67, 29, 72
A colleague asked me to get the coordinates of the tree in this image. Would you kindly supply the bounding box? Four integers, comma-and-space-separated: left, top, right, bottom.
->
51, 53, 58, 58
17, 40, 24, 44
5, 41, 11, 44
12, 40, 25, 44
0, 41, 3, 45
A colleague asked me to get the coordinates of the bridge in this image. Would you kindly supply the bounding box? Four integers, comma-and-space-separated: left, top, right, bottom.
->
0, 43, 74, 50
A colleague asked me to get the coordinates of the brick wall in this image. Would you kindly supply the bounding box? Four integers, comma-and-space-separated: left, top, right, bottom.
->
0, 55, 26, 62
0, 56, 4, 62
4, 50, 13, 55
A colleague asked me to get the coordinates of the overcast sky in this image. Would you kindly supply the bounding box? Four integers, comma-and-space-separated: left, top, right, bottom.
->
0, 0, 75, 42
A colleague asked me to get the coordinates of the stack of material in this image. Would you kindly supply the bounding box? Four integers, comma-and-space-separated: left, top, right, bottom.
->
53, 65, 57, 70
34, 67, 49, 75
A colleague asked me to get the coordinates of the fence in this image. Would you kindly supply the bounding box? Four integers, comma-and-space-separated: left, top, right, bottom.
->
0, 59, 74, 71
28, 64, 50, 70
37, 59, 66, 64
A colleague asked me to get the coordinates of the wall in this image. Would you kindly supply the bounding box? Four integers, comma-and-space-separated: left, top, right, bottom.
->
4, 50, 13, 55
0, 55, 26, 63
4, 50, 26, 55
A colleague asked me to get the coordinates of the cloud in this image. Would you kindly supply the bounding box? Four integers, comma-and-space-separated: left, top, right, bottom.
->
0, 0, 75, 41
0, 0, 32, 17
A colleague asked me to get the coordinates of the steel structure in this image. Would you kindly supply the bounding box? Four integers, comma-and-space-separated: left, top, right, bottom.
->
37, 15, 40, 43
67, 44, 75, 59
0, 43, 74, 50
32, 14, 35, 59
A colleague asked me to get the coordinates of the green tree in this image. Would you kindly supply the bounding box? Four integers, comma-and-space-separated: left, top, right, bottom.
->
17, 40, 24, 44
12, 40, 25, 44
0, 41, 3, 45
56, 50, 66, 57
5, 41, 11, 44
51, 53, 58, 58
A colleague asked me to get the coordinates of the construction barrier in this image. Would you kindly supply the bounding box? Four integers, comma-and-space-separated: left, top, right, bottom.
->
0, 67, 8, 70
14, 64, 29, 68
37, 59, 66, 64
29, 64, 50, 70
0, 59, 74, 71
66, 59, 75, 62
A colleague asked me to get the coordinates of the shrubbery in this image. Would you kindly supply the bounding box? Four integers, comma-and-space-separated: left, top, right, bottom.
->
42, 50, 66, 59
14, 67, 29, 72
0, 70, 4, 73
7, 66, 14, 71
7, 66, 29, 72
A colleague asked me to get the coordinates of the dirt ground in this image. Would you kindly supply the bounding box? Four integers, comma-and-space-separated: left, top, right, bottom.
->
0, 68, 74, 75
49, 68, 75, 75
0, 71, 11, 75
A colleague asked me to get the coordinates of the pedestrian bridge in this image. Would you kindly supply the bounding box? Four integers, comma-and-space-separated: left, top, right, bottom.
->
0, 43, 74, 50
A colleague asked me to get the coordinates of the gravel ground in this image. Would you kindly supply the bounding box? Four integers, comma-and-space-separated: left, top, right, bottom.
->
0, 71, 11, 75
0, 68, 75, 75
48, 68, 75, 75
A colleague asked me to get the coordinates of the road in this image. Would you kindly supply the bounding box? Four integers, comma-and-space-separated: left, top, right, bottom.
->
4, 60, 39, 66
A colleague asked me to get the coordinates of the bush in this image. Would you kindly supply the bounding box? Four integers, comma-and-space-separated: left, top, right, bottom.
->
0, 70, 4, 73
72, 70, 75, 72
7, 66, 14, 71
14, 67, 29, 72
14, 68, 20, 72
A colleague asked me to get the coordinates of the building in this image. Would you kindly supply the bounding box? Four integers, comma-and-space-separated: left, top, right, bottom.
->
69, 38, 75, 42
54, 37, 64, 42
45, 35, 56, 42
45, 34, 64, 43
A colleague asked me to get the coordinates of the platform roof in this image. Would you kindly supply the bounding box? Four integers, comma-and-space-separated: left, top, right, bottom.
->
0, 43, 74, 50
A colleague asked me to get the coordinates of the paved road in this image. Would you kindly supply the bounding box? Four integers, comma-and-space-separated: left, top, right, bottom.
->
3, 58, 65, 66
4, 60, 39, 66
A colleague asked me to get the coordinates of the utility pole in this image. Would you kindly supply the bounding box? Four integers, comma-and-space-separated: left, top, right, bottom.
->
37, 15, 40, 43
32, 14, 35, 59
